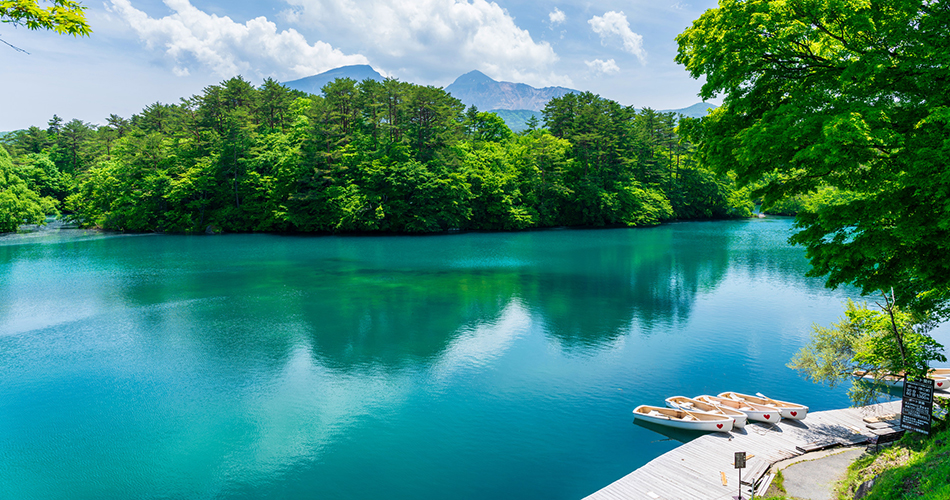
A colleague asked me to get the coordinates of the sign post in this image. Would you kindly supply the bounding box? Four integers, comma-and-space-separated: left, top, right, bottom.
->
901, 377, 935, 435
734, 451, 746, 500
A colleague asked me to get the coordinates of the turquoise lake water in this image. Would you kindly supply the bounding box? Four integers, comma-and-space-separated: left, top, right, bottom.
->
1, 218, 947, 499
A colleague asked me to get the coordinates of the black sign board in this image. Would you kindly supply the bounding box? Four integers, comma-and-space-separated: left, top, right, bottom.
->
901, 378, 934, 435
734, 451, 746, 469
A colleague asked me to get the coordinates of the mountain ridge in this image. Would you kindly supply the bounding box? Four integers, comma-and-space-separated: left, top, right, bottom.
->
444, 70, 579, 112
282, 65, 384, 95
281, 65, 716, 130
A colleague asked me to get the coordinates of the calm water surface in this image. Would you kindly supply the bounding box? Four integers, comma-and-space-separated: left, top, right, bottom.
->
1, 219, 947, 499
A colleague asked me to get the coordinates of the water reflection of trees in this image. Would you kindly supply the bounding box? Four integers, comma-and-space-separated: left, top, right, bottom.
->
295, 225, 740, 364
298, 268, 517, 370
722, 218, 828, 291
95, 220, 809, 371
523, 224, 732, 350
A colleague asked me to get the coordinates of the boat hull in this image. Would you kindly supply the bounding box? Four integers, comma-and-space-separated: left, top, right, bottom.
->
665, 396, 748, 428
694, 395, 782, 423
718, 392, 809, 420
855, 374, 904, 387
854, 373, 949, 390
633, 405, 734, 432
922, 371, 950, 390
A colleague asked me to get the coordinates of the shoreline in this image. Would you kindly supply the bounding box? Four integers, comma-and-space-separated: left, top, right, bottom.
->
585, 401, 904, 500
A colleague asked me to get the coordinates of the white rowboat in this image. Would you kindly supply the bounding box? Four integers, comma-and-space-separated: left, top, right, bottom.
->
633, 405, 734, 432
853, 372, 904, 387
929, 369, 950, 390
854, 371, 949, 390
665, 396, 748, 428
694, 395, 782, 423
718, 391, 808, 420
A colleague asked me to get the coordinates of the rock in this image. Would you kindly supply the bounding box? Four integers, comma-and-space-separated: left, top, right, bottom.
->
205, 224, 222, 235
854, 476, 878, 500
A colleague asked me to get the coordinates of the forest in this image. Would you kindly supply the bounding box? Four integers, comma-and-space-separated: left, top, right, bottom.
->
1, 76, 754, 234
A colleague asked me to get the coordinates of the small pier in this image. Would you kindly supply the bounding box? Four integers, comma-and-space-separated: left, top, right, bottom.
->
585, 401, 902, 500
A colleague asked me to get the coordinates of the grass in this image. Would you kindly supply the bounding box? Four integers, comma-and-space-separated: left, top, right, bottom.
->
837, 424, 950, 499
759, 469, 789, 499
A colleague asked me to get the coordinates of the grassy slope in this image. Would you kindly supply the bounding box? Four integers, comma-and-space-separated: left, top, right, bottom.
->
758, 410, 949, 500
839, 425, 950, 499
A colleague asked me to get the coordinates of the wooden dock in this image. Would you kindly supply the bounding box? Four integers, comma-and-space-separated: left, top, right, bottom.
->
584, 401, 903, 500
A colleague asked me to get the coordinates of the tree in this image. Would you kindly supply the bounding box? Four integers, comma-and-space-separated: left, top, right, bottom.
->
676, 0, 950, 318
543, 92, 674, 226
47, 114, 62, 135
256, 78, 295, 132
789, 299, 945, 404
0, 145, 57, 231
1, 0, 91, 51
52, 118, 93, 173
466, 111, 512, 143
524, 114, 539, 132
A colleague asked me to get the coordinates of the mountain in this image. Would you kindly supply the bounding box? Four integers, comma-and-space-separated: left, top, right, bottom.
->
280, 65, 716, 130
445, 71, 578, 112
282, 65, 384, 95
485, 110, 542, 133
659, 102, 717, 119
493, 103, 718, 132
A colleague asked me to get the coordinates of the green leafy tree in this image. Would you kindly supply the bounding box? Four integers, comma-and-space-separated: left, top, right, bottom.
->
507, 131, 573, 226
524, 114, 539, 132
404, 85, 465, 163
1, 0, 90, 33
13, 152, 68, 200
461, 141, 535, 230
46, 114, 62, 135
1, 0, 90, 52
789, 299, 946, 404
2, 125, 50, 155
676, 0, 950, 316
51, 118, 93, 173
467, 111, 512, 143
0, 145, 57, 231
20, 75, 745, 235
256, 77, 296, 133
543, 92, 675, 226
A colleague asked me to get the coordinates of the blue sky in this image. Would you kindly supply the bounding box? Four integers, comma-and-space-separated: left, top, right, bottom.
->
1, 0, 721, 131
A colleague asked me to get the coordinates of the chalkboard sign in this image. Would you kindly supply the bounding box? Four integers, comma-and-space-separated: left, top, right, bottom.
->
734, 451, 746, 469
901, 378, 934, 435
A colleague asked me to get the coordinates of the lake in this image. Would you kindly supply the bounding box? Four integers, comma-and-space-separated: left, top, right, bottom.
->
1, 218, 947, 499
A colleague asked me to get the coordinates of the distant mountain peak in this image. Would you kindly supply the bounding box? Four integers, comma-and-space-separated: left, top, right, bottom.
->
282, 65, 384, 95
445, 71, 579, 112
456, 70, 494, 84
658, 102, 718, 119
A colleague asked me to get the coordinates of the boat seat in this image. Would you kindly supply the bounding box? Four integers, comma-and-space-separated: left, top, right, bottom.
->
648, 411, 662, 417
682, 415, 695, 421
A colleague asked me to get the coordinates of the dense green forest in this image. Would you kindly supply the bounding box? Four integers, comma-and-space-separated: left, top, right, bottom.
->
1, 76, 754, 234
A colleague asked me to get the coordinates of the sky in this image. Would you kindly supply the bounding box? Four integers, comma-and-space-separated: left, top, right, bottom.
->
1, 0, 722, 131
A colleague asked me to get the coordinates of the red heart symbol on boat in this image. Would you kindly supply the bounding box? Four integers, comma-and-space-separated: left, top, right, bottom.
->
791, 411, 798, 417
764, 414, 771, 420
717, 423, 723, 429
939, 382, 944, 387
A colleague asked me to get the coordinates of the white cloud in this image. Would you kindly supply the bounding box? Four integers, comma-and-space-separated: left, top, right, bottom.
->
549, 8, 566, 25
585, 58, 620, 75
108, 0, 369, 80
588, 11, 646, 64
281, 0, 570, 87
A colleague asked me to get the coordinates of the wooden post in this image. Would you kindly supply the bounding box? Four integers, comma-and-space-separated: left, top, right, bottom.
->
734, 451, 747, 500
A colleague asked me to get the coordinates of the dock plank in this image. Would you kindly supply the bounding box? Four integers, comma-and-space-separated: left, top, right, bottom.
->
585, 401, 900, 500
